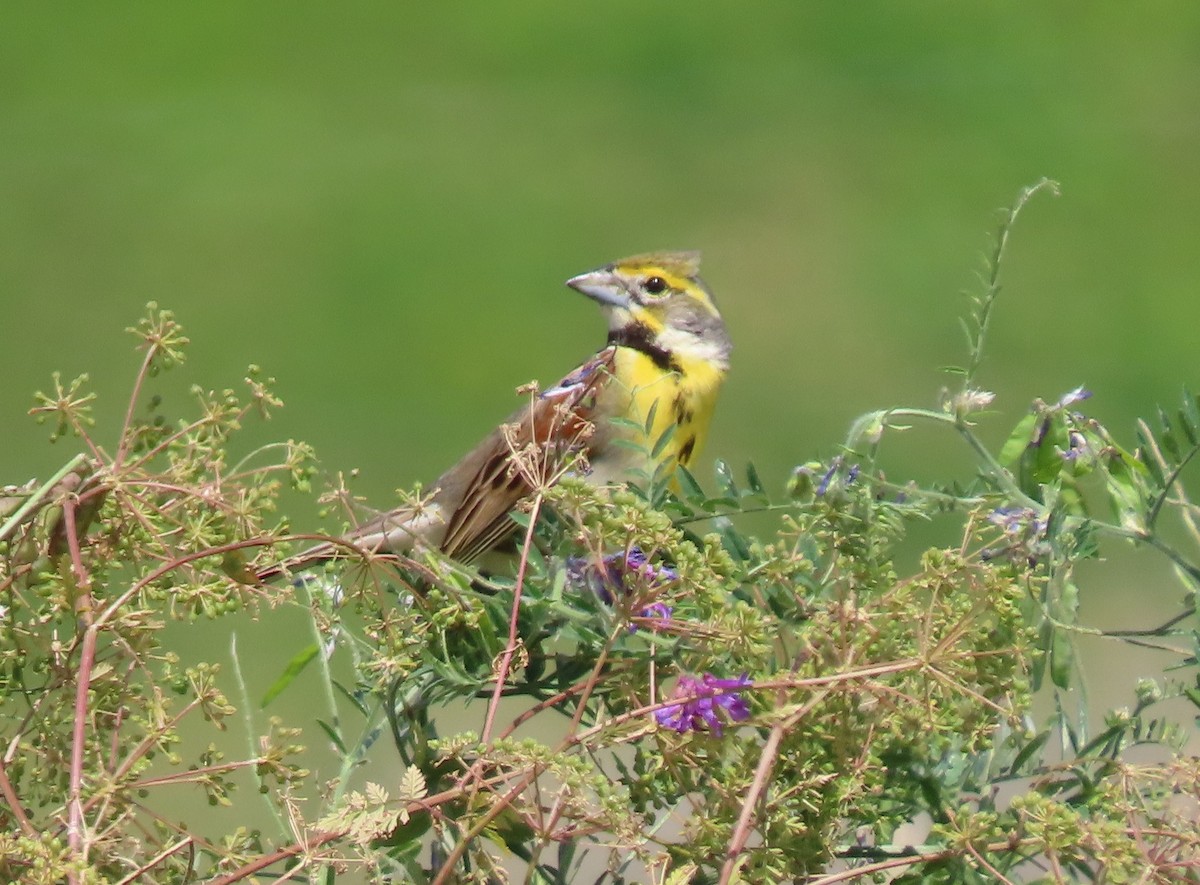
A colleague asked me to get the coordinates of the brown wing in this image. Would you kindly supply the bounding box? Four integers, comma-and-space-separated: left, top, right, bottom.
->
434, 347, 616, 561
256, 348, 617, 583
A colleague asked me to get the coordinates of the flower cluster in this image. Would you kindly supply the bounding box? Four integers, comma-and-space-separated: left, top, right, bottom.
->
815, 455, 859, 497
983, 506, 1050, 566
567, 546, 676, 630
789, 456, 861, 498
654, 673, 752, 736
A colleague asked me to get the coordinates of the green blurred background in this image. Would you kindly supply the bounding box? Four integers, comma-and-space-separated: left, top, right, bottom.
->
4, 1, 1199, 799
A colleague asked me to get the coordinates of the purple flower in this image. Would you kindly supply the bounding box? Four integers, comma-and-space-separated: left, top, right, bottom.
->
567, 547, 678, 631
654, 673, 752, 736
987, 507, 1047, 538
567, 546, 678, 605
1056, 386, 1092, 410
815, 457, 842, 497
1060, 430, 1090, 462
983, 507, 1050, 566
636, 602, 674, 632
815, 456, 859, 497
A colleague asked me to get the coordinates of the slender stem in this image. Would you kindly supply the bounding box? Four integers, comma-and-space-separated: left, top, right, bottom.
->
1104, 607, 1197, 638
67, 625, 98, 880
481, 494, 543, 745
127, 759, 263, 791
114, 346, 157, 471
204, 829, 345, 885
962, 178, 1060, 391
63, 499, 93, 612
228, 633, 290, 840
431, 771, 540, 885
719, 721, 785, 884
113, 838, 194, 885
297, 579, 342, 744
92, 537, 273, 629
63, 498, 99, 882
847, 406, 1041, 510
806, 848, 959, 884
1146, 442, 1200, 529
0, 756, 36, 837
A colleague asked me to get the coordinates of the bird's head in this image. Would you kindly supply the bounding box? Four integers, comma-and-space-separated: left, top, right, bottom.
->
565, 251, 731, 370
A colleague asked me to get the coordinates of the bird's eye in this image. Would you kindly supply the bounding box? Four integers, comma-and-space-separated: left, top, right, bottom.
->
643, 276, 668, 295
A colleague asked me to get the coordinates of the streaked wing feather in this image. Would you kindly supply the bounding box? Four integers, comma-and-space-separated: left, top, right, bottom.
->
436, 348, 615, 561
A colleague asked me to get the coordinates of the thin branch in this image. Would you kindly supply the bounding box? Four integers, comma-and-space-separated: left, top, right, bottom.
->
1103, 607, 1197, 638
67, 624, 98, 881
806, 846, 959, 884
0, 756, 36, 837
114, 345, 157, 471
481, 493, 543, 744
1138, 418, 1200, 530
112, 838, 194, 885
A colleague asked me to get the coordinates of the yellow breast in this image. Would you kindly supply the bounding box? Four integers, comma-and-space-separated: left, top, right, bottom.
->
587, 346, 724, 485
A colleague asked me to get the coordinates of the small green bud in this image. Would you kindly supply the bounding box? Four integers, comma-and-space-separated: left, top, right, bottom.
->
1135, 678, 1162, 705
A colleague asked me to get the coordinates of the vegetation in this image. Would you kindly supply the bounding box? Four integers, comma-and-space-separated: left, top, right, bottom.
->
2, 183, 1197, 882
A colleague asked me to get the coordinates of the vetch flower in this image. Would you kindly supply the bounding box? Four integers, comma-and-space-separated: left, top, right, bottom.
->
1055, 386, 1092, 410
987, 506, 1046, 537
814, 456, 860, 498
635, 602, 674, 632
567, 547, 678, 631
814, 456, 841, 497
1060, 430, 1091, 462
983, 506, 1050, 566
815, 458, 839, 497
567, 546, 677, 605
654, 672, 752, 736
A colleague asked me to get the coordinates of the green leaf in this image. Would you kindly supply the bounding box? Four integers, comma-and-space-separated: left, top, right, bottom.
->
1184, 685, 1200, 711
607, 416, 642, 434
316, 718, 348, 754
650, 421, 677, 460
676, 465, 706, 501
1006, 730, 1050, 776
332, 679, 370, 718
1029, 414, 1068, 487
1181, 387, 1200, 442
1178, 403, 1198, 447
745, 461, 765, 495
1056, 579, 1080, 625
715, 459, 739, 499
261, 643, 320, 708
1104, 451, 1148, 534
1137, 425, 1166, 488
1157, 406, 1181, 460
642, 399, 659, 437
718, 517, 750, 561
1050, 627, 1074, 690
999, 412, 1039, 467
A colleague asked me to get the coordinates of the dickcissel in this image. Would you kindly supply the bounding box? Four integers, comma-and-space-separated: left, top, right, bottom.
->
257, 251, 730, 582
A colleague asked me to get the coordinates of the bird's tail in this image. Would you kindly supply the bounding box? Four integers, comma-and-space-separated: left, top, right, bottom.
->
255, 505, 436, 584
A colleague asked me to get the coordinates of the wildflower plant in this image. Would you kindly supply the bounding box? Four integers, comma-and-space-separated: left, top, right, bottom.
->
2, 181, 1199, 883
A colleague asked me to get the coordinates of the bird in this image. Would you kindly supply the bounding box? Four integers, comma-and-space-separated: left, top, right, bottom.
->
255, 251, 731, 583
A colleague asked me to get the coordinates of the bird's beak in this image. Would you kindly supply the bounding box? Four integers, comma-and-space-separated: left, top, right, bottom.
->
566, 269, 630, 309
